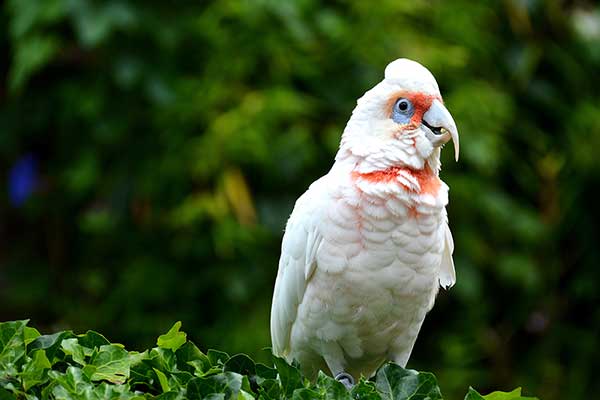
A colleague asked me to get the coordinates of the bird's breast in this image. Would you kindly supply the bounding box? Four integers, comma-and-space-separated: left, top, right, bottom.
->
318, 172, 448, 279
291, 174, 448, 377
307, 175, 447, 331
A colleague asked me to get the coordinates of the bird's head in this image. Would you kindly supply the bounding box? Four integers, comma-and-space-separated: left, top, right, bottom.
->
337, 59, 459, 174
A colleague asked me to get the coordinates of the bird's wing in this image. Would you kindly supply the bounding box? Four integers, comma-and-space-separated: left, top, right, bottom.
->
438, 222, 456, 289
270, 181, 325, 357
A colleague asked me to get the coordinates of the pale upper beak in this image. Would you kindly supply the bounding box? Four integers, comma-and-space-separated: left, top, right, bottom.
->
422, 99, 460, 161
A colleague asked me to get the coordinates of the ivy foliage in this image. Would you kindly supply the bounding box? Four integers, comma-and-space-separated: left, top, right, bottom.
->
0, 321, 537, 400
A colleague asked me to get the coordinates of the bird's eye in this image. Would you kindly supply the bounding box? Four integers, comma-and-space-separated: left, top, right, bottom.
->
392, 98, 414, 124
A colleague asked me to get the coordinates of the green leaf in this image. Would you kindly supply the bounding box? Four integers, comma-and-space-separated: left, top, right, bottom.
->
465, 387, 539, 400
77, 331, 111, 349
255, 363, 277, 380
207, 349, 230, 366
0, 387, 16, 400
171, 371, 195, 387
91, 382, 141, 400
256, 378, 281, 399
0, 320, 29, 367
351, 378, 382, 400
271, 354, 305, 397
22, 327, 40, 346
187, 372, 243, 400
49, 366, 93, 398
375, 363, 442, 400
238, 389, 255, 400
149, 347, 177, 372
175, 341, 209, 373
0, 321, 544, 399
204, 394, 226, 400
83, 344, 130, 384
61, 338, 91, 366
316, 371, 352, 400
155, 391, 187, 400
157, 322, 187, 351
188, 360, 222, 377
129, 351, 155, 388
464, 388, 486, 400
20, 349, 51, 390
28, 331, 76, 362
128, 350, 150, 367
224, 354, 256, 376
292, 387, 322, 399
154, 368, 171, 392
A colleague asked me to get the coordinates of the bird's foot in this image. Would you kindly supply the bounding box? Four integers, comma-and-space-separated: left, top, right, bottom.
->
335, 372, 355, 389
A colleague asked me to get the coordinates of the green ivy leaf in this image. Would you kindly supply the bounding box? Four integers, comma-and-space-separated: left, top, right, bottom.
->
78, 331, 111, 349
171, 371, 195, 387
207, 349, 230, 366
175, 342, 209, 374
28, 331, 76, 362
255, 363, 277, 380
316, 371, 352, 400
0, 320, 29, 368
61, 338, 91, 366
157, 322, 187, 351
91, 382, 142, 400
0, 321, 542, 400
0, 387, 16, 400
272, 354, 305, 398
49, 366, 93, 398
224, 354, 256, 377
20, 349, 51, 390
256, 378, 281, 400
238, 389, 255, 400
22, 327, 40, 346
464, 388, 486, 400
352, 378, 382, 400
187, 372, 244, 399
292, 387, 322, 399
83, 344, 130, 384
375, 363, 442, 400
155, 391, 186, 400
154, 367, 171, 393
149, 347, 178, 372
465, 387, 539, 400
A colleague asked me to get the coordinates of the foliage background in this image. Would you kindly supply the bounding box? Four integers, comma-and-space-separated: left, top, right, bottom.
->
1, 1, 599, 399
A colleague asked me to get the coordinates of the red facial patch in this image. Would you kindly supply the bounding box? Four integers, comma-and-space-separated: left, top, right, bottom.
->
386, 91, 442, 129
352, 165, 441, 196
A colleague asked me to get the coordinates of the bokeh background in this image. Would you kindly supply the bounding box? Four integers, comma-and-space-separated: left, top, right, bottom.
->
1, 1, 599, 399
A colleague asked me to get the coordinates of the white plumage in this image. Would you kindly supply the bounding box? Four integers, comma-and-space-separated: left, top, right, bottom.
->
270, 59, 459, 381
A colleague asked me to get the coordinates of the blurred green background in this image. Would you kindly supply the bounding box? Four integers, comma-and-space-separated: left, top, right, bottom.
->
1, 1, 599, 399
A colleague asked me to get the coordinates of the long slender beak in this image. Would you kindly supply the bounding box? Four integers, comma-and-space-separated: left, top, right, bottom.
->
422, 99, 460, 161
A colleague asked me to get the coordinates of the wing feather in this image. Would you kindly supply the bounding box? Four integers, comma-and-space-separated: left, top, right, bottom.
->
270, 184, 325, 357
438, 223, 456, 289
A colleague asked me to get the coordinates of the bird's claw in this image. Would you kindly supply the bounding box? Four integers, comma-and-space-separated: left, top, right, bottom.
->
335, 372, 355, 389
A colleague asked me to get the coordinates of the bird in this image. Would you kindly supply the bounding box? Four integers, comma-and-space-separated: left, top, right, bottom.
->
270, 58, 459, 387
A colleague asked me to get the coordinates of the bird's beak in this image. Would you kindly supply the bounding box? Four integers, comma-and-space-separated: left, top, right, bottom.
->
422, 99, 460, 161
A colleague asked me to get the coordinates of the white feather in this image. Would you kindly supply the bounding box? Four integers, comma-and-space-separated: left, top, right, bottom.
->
270, 179, 325, 356
439, 223, 456, 289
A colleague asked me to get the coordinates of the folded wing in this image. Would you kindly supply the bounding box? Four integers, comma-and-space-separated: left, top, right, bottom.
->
270, 183, 325, 357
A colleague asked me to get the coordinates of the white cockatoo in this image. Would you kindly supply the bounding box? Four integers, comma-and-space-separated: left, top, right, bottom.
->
270, 59, 459, 386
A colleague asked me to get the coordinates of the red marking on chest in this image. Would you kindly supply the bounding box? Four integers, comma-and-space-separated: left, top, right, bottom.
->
407, 206, 420, 218
352, 166, 441, 195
